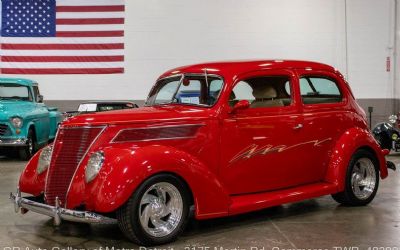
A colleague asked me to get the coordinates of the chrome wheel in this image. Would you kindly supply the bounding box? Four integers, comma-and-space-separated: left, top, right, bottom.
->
351, 158, 376, 200
139, 182, 183, 238
27, 137, 33, 155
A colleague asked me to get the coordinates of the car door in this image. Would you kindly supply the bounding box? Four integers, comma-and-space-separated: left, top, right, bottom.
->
220, 69, 313, 195
295, 70, 350, 181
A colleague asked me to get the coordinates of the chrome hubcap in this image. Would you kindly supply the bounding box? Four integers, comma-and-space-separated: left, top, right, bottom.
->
351, 158, 376, 200
139, 182, 183, 237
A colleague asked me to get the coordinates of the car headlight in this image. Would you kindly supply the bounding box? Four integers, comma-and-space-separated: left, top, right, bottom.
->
37, 145, 53, 174
85, 151, 105, 183
10, 117, 23, 128
389, 114, 398, 124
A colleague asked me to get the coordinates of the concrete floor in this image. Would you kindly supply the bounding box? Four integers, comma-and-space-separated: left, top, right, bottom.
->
0, 155, 399, 250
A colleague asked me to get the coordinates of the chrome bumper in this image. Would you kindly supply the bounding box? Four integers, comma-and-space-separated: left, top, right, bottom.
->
0, 138, 27, 147
10, 189, 117, 226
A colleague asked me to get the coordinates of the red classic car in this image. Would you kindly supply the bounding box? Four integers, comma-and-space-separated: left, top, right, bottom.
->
11, 60, 394, 246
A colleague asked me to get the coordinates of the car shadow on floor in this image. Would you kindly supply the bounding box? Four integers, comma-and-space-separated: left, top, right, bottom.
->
12, 199, 335, 248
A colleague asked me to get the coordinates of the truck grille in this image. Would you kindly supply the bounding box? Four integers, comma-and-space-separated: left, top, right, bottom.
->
0, 124, 9, 136
44, 126, 104, 206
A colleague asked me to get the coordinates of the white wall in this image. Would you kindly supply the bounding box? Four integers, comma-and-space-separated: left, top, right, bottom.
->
0, 0, 393, 101
347, 0, 394, 99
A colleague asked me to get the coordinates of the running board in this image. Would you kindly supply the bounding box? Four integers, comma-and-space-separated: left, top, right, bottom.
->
229, 182, 338, 216
387, 161, 396, 171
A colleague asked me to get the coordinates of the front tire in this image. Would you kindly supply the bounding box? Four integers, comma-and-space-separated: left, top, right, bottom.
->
117, 174, 191, 246
19, 128, 36, 160
332, 149, 379, 206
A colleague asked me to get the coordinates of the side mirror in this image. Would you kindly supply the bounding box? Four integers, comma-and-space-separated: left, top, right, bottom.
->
230, 100, 250, 114
37, 95, 44, 103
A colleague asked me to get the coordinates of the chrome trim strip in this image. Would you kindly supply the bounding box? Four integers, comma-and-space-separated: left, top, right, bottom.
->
65, 126, 107, 208
110, 123, 204, 144
10, 191, 116, 225
0, 138, 27, 146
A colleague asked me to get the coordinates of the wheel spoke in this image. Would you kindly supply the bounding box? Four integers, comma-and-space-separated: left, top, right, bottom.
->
140, 205, 151, 227
141, 194, 157, 205
155, 186, 167, 203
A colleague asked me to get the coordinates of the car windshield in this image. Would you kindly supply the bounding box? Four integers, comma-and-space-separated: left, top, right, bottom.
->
0, 83, 32, 101
145, 74, 224, 107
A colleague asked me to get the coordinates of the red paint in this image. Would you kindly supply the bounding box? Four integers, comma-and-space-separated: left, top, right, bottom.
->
56, 31, 124, 37
56, 18, 125, 25
56, 5, 125, 12
2, 56, 124, 62
19, 60, 390, 220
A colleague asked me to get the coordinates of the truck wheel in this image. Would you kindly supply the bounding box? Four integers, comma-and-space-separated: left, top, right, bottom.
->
19, 129, 36, 160
332, 149, 379, 206
117, 174, 191, 246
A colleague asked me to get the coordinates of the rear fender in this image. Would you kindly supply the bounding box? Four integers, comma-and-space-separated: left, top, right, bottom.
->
325, 127, 388, 192
73, 145, 230, 219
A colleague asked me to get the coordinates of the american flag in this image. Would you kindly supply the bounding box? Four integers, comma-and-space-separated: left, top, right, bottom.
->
0, 0, 125, 74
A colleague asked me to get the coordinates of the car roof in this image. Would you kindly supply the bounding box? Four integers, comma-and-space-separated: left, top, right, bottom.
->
159, 60, 337, 81
0, 77, 37, 86
80, 101, 136, 105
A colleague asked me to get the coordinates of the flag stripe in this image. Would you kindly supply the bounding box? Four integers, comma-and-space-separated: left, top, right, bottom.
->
56, 24, 124, 31
56, 18, 124, 25
2, 56, 124, 62
56, 5, 125, 12
1, 49, 124, 56
56, 12, 124, 19
1, 43, 124, 50
1, 62, 124, 68
2, 68, 124, 74
56, 31, 124, 37
1, 37, 124, 44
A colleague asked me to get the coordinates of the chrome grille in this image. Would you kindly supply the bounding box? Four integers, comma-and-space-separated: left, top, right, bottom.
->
0, 124, 9, 136
44, 126, 104, 206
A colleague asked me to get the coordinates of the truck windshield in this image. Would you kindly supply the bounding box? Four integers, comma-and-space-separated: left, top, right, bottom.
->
146, 74, 224, 107
0, 84, 32, 101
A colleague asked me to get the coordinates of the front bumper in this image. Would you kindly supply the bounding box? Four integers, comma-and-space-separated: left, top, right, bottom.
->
10, 189, 117, 225
0, 138, 27, 147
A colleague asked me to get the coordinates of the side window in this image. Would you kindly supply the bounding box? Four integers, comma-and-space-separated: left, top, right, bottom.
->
300, 76, 342, 105
229, 76, 292, 108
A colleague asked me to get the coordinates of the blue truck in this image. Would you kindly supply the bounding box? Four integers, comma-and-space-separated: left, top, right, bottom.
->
0, 78, 63, 160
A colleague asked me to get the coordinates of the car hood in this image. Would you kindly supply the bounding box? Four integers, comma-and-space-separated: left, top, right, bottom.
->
63, 105, 215, 126
0, 101, 35, 120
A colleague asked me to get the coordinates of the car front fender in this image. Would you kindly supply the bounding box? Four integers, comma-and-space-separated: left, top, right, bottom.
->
325, 127, 389, 192
67, 145, 230, 219
18, 149, 46, 196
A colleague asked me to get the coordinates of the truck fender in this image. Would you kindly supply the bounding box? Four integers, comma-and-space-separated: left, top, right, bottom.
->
80, 145, 230, 219
324, 127, 388, 192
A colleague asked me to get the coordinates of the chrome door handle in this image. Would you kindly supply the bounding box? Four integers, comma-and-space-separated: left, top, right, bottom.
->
293, 124, 303, 130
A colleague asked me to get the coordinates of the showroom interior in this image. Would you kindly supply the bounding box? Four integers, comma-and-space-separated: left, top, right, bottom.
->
0, 0, 400, 249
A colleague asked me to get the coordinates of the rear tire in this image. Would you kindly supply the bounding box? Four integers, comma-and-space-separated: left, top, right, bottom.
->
19, 128, 36, 160
332, 149, 379, 206
117, 174, 191, 246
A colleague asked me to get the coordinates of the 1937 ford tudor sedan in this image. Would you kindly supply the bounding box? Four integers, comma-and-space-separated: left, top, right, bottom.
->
0, 78, 63, 160
11, 60, 394, 245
